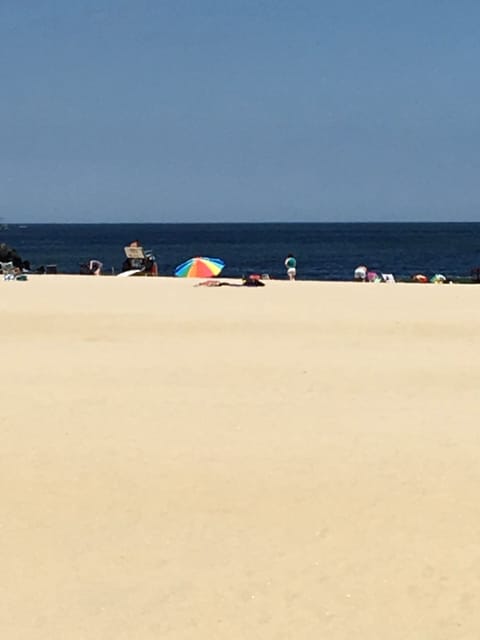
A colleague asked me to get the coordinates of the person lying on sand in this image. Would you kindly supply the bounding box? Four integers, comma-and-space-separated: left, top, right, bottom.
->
195, 275, 266, 287
195, 280, 232, 287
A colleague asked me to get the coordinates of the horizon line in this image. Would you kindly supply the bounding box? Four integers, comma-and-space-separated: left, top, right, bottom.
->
5, 220, 480, 226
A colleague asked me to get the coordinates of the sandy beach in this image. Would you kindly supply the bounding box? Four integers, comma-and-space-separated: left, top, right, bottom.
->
2, 275, 480, 639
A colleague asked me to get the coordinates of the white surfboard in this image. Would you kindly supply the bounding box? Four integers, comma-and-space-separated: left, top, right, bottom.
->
116, 269, 144, 277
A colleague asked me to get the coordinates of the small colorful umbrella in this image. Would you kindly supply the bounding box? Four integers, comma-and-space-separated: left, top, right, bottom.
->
174, 256, 225, 278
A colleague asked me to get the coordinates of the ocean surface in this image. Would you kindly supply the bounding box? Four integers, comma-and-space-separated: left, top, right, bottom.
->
2, 223, 480, 281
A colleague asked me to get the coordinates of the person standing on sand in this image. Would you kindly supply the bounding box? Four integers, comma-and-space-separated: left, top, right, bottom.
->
284, 254, 297, 281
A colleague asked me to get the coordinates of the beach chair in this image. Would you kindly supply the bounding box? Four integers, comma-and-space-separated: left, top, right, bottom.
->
381, 273, 396, 283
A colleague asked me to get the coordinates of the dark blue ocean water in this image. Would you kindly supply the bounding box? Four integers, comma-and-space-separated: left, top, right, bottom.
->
3, 223, 480, 281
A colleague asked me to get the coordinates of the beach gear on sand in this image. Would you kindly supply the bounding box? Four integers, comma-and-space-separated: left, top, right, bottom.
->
381, 273, 396, 283
117, 269, 144, 277
242, 274, 265, 287
175, 257, 225, 278
367, 271, 384, 283
430, 274, 447, 284
1, 261, 27, 281
1, 261, 15, 279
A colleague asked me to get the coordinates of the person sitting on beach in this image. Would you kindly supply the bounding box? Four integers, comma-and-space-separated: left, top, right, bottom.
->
354, 265, 368, 282
89, 259, 103, 276
79, 259, 103, 275
367, 271, 384, 283
122, 240, 158, 275
122, 240, 143, 271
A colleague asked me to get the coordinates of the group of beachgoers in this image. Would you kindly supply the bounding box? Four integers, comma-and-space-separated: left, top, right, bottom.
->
0, 237, 298, 283
354, 265, 451, 284
79, 239, 158, 276
0, 238, 463, 284
0, 238, 159, 279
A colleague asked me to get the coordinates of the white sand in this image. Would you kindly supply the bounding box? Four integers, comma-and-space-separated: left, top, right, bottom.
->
1, 275, 479, 638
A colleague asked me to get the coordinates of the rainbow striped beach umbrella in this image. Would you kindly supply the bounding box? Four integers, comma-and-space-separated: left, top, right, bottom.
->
174, 256, 225, 278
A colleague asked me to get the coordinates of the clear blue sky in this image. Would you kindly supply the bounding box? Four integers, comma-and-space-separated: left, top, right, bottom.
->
1, 0, 479, 222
